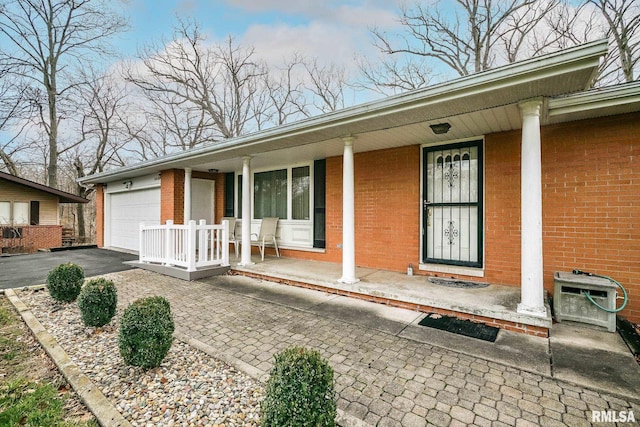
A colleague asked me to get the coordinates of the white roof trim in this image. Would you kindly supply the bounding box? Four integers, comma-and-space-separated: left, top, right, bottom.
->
80, 39, 608, 185
548, 81, 640, 117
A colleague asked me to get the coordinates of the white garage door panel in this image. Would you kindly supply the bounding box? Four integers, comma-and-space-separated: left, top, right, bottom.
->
109, 188, 160, 251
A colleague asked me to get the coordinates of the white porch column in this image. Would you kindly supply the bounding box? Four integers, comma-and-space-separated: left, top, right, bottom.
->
240, 156, 253, 266
339, 136, 358, 284
518, 99, 546, 317
183, 167, 192, 224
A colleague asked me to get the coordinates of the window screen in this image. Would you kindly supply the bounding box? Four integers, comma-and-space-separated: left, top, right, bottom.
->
13, 202, 29, 225
254, 169, 287, 219
292, 166, 310, 220
0, 202, 10, 224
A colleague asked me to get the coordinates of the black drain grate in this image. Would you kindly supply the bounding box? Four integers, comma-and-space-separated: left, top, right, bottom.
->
418, 314, 499, 342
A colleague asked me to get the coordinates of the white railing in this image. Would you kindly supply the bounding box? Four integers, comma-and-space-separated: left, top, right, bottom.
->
139, 219, 229, 271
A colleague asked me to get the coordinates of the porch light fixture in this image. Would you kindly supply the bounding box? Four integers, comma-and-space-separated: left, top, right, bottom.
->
430, 122, 451, 135
208, 168, 219, 173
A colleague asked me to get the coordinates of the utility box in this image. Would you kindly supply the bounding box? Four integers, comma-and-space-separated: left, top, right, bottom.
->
554, 272, 617, 332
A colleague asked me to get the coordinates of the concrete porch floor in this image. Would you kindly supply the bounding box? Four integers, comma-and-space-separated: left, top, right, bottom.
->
231, 255, 552, 334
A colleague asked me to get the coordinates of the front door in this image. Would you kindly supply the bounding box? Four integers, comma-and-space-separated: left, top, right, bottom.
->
191, 179, 215, 224
423, 141, 482, 267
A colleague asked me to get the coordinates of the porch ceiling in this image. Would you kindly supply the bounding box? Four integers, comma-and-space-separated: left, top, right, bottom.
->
190, 104, 523, 172
80, 40, 608, 183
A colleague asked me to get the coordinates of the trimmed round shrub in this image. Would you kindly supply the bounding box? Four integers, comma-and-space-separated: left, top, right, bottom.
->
46, 263, 84, 303
77, 278, 117, 327
118, 296, 174, 369
261, 346, 336, 427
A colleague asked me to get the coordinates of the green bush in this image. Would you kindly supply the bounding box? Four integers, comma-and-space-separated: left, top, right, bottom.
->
77, 278, 117, 328
46, 263, 84, 303
118, 296, 174, 369
261, 346, 336, 427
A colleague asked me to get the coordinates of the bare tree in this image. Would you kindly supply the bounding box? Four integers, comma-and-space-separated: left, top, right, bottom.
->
589, 0, 640, 84
0, 69, 29, 175
126, 20, 268, 141
0, 0, 127, 188
365, 0, 557, 91
64, 68, 131, 238
539, 1, 600, 49
261, 54, 308, 126
304, 59, 348, 114
499, 0, 564, 63
357, 55, 435, 95
123, 89, 218, 160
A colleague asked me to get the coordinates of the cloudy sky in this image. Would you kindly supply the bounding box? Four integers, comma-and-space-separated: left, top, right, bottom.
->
114, 0, 400, 71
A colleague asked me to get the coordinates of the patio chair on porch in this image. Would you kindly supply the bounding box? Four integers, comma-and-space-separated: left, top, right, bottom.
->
221, 217, 239, 258
251, 217, 280, 261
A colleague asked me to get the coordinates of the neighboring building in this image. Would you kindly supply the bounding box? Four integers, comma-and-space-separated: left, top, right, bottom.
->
80, 40, 640, 327
0, 171, 89, 254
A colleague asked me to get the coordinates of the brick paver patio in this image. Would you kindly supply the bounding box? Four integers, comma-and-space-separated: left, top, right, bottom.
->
109, 269, 638, 427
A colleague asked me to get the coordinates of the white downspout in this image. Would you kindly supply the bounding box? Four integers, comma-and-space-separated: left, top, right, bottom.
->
339, 136, 359, 284
518, 99, 546, 317
240, 157, 253, 266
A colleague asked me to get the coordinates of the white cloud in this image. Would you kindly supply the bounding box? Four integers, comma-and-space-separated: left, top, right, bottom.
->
240, 22, 361, 69
235, 1, 399, 72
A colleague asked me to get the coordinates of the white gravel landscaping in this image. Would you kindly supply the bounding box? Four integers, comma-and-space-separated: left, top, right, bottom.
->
19, 287, 264, 427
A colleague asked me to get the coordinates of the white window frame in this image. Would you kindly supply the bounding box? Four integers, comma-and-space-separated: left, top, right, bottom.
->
235, 162, 314, 222
234, 162, 316, 249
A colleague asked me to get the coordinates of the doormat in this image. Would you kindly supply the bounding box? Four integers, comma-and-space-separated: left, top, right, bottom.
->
428, 277, 489, 289
418, 313, 499, 342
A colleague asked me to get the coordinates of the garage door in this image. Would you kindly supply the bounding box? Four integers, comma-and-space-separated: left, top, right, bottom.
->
109, 188, 160, 251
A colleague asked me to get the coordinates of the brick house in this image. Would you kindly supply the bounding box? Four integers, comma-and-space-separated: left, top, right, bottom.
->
0, 171, 89, 254
80, 40, 640, 328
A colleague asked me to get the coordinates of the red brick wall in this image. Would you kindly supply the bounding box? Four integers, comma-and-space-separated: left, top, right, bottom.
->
279, 148, 421, 268
483, 132, 522, 285
160, 169, 184, 224
0, 225, 62, 253
95, 184, 104, 247
541, 113, 640, 322
354, 146, 420, 270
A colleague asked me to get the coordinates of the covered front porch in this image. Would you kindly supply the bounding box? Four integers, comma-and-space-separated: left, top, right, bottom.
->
132, 245, 552, 336
231, 256, 552, 337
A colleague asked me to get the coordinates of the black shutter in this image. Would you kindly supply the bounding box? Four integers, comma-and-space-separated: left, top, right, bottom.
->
224, 173, 235, 217
30, 201, 40, 225
313, 159, 326, 248
237, 175, 243, 219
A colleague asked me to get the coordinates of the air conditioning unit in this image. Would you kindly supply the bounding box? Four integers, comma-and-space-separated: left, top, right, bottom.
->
553, 272, 617, 332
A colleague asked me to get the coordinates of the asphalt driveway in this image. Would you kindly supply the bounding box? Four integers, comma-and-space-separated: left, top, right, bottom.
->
0, 248, 137, 289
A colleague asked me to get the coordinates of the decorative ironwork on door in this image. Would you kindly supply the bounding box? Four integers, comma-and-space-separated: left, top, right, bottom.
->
423, 141, 482, 267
